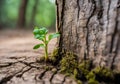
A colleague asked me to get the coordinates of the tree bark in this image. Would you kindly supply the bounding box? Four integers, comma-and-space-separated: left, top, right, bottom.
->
17, 0, 28, 27
56, 0, 120, 71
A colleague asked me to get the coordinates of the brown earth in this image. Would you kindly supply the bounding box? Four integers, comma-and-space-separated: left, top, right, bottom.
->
0, 29, 77, 84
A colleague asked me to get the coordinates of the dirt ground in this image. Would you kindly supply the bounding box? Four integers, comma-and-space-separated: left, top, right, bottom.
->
0, 29, 77, 84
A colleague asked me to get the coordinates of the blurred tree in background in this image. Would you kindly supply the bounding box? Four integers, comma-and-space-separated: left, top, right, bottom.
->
0, 0, 6, 28
0, 0, 56, 29
17, 0, 28, 28
29, 0, 39, 28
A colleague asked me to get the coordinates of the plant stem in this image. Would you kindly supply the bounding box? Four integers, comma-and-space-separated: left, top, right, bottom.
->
45, 44, 48, 61
44, 35, 48, 62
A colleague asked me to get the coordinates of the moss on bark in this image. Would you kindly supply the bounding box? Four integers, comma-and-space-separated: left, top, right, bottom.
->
50, 50, 120, 84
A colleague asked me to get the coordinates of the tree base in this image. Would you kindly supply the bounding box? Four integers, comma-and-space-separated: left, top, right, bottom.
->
50, 49, 120, 84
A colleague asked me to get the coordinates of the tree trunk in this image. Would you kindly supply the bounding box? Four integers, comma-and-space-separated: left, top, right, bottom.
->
17, 0, 28, 27
56, 0, 120, 71
29, 0, 39, 28
0, 0, 4, 28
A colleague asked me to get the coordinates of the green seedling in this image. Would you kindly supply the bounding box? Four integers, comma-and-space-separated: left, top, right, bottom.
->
33, 27, 60, 61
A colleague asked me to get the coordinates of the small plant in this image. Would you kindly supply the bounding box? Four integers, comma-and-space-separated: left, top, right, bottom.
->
33, 27, 60, 61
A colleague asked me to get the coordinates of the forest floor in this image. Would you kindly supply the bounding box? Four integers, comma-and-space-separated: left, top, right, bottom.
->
0, 29, 77, 84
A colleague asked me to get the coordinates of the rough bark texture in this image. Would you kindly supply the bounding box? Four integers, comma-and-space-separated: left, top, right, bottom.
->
17, 0, 28, 27
56, 0, 120, 71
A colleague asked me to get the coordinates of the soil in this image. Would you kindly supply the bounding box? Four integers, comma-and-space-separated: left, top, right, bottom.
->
0, 29, 77, 84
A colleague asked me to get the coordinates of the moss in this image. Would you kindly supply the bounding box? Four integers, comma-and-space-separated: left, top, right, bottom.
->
73, 68, 78, 78
49, 48, 60, 64
78, 61, 91, 76
77, 80, 82, 84
92, 66, 101, 74
79, 60, 91, 70
35, 47, 120, 84
50, 50, 120, 83
51, 48, 59, 57
86, 71, 95, 80
91, 67, 115, 83
36, 48, 59, 63
44, 66, 52, 70
36, 56, 46, 63
88, 78, 99, 84
60, 52, 78, 75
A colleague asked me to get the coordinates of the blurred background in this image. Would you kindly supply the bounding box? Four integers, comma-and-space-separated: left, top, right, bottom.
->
0, 0, 56, 30
0, 0, 57, 63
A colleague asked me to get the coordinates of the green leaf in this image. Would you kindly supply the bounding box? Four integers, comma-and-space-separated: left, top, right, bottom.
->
39, 27, 48, 35
38, 35, 45, 41
33, 27, 48, 36
33, 44, 45, 49
48, 33, 60, 41
33, 27, 40, 35
34, 34, 41, 39
34, 34, 45, 41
